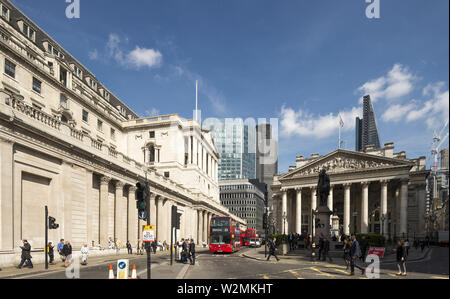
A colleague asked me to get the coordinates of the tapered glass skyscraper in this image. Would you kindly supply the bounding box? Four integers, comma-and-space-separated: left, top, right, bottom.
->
356, 95, 381, 151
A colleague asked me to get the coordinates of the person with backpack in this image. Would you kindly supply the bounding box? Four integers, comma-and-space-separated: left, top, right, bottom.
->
266, 238, 280, 262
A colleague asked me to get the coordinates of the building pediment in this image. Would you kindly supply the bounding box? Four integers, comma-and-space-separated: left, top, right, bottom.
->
281, 150, 414, 180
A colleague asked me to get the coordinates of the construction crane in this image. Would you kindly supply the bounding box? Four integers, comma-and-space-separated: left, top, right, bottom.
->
431, 120, 449, 173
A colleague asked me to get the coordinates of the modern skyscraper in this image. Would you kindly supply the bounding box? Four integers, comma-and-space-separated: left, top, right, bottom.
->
256, 124, 278, 214
356, 95, 381, 151
204, 119, 256, 181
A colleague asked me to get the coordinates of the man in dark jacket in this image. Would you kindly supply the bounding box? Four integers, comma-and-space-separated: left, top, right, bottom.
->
360, 236, 368, 262
181, 239, 188, 264
266, 238, 280, 262
17, 240, 33, 269
322, 238, 333, 262
318, 235, 324, 261
151, 241, 157, 254
350, 235, 365, 276
188, 239, 196, 265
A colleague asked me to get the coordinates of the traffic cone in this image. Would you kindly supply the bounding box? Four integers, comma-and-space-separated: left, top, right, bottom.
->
108, 264, 115, 279
131, 264, 137, 279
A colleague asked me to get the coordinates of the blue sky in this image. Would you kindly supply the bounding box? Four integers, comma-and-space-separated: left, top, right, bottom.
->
11, 0, 449, 173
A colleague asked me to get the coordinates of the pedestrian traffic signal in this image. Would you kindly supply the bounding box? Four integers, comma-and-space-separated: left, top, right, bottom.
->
136, 182, 150, 220
48, 216, 59, 230
171, 206, 181, 229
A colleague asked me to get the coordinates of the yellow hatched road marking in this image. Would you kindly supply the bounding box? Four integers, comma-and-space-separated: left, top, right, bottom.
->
309, 267, 336, 278
330, 268, 350, 275
288, 270, 304, 279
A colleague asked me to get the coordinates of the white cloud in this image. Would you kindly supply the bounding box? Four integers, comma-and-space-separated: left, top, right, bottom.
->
104, 33, 162, 70
358, 64, 416, 102
144, 108, 161, 117
382, 82, 449, 130
280, 105, 362, 139
88, 49, 99, 60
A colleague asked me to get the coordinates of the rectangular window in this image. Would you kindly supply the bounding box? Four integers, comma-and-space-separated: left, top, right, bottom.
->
73, 65, 82, 78
82, 110, 89, 123
60, 69, 67, 87
149, 131, 155, 139
4, 59, 15, 78
97, 120, 103, 132
22, 23, 35, 41
164, 172, 170, 178
1, 5, 9, 20
60, 94, 67, 109
110, 128, 116, 141
32, 77, 41, 94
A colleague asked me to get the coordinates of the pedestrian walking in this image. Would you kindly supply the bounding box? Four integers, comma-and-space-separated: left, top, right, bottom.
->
396, 240, 407, 276
420, 240, 426, 252
404, 239, 410, 257
115, 239, 121, 254
108, 237, 114, 249
81, 244, 89, 266
62, 241, 73, 268
17, 240, 33, 269
318, 235, 324, 261
266, 238, 280, 262
349, 235, 365, 276
343, 238, 351, 270
47, 242, 55, 265
151, 241, 157, 254
188, 239, 196, 265
360, 235, 368, 262
57, 239, 65, 262
126, 241, 132, 255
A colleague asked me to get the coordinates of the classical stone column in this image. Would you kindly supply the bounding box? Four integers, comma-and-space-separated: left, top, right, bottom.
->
128, 186, 138, 247
198, 210, 203, 245
344, 183, 351, 236
361, 182, 369, 234
311, 187, 317, 237
282, 189, 288, 234
328, 186, 334, 212
0, 137, 14, 250
296, 188, 302, 234
400, 179, 409, 237
115, 181, 125, 243
156, 197, 164, 242
203, 211, 208, 243
99, 176, 111, 247
380, 180, 389, 238
208, 213, 213, 242
150, 193, 157, 227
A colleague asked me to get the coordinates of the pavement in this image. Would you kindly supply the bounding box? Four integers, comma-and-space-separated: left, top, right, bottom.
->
242, 245, 432, 264
0, 247, 210, 279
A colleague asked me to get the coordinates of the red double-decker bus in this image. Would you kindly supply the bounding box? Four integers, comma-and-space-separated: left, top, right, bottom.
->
209, 216, 241, 253
243, 229, 259, 246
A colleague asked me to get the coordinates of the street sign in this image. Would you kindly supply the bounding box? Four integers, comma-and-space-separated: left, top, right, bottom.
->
368, 247, 386, 259
143, 225, 155, 243
139, 211, 147, 220
117, 259, 129, 279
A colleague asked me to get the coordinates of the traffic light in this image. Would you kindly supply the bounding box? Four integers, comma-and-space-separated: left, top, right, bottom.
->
171, 206, 181, 229
136, 182, 150, 220
263, 213, 268, 230
48, 216, 59, 230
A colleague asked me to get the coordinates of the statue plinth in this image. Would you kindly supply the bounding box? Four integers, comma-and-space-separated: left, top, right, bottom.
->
314, 206, 333, 242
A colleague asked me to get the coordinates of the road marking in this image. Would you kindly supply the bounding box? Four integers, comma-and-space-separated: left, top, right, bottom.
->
329, 268, 350, 275
288, 270, 304, 279
309, 267, 337, 278
432, 276, 449, 280
263, 275, 270, 279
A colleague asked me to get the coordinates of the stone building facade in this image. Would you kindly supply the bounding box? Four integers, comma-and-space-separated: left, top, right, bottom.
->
0, 0, 243, 266
272, 143, 429, 240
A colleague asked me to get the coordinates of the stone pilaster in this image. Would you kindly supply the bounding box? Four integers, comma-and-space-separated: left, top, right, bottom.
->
344, 183, 352, 236
400, 179, 409, 236
361, 182, 369, 234
380, 180, 389, 238
115, 181, 125, 243
281, 189, 288, 235
295, 188, 302, 234
0, 137, 14, 250
128, 185, 138, 247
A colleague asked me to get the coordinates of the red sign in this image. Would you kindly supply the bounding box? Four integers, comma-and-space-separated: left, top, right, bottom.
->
368, 247, 386, 258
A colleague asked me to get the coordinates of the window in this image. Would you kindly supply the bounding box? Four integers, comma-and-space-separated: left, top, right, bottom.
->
2, 5, 9, 21
73, 65, 82, 78
110, 128, 116, 141
60, 94, 68, 109
164, 172, 170, 178
22, 23, 35, 41
32, 77, 41, 94
82, 110, 89, 123
97, 120, 103, 132
4, 59, 15, 78
149, 131, 155, 139
47, 44, 62, 58
149, 145, 155, 163
60, 69, 67, 87
89, 79, 97, 90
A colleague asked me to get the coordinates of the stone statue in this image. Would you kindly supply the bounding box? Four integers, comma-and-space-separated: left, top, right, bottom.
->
316, 168, 330, 207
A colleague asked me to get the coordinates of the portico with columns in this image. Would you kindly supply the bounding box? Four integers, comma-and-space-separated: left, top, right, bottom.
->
272, 145, 429, 240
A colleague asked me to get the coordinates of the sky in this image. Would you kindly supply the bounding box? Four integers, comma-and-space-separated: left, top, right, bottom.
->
10, 0, 449, 174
